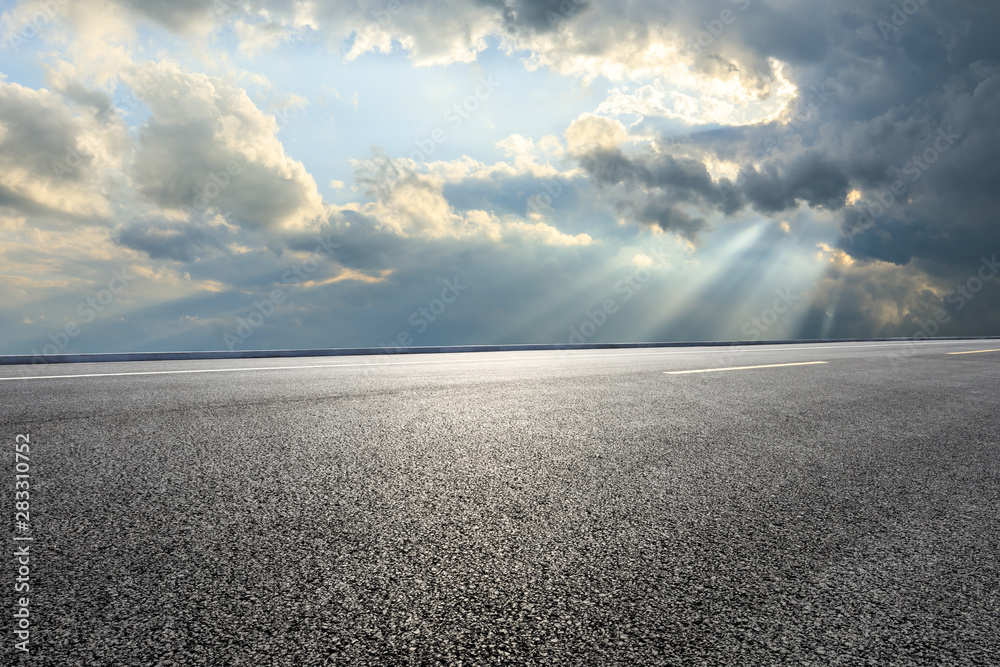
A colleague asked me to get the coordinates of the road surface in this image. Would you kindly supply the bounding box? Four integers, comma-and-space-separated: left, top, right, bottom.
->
2, 340, 998, 665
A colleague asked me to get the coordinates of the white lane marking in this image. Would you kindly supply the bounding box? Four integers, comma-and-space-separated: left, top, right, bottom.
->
947, 348, 1000, 355
0, 358, 543, 381
0, 339, 989, 381
664, 361, 829, 375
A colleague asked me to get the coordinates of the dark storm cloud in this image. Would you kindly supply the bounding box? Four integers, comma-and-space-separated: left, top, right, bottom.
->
794, 251, 1000, 341
737, 151, 850, 214
577, 148, 720, 199
615, 196, 707, 241
571, 143, 846, 237
598, 1, 1000, 278
503, 0, 1000, 337
755, 13, 1000, 337
573, 147, 743, 237
837, 63, 1000, 269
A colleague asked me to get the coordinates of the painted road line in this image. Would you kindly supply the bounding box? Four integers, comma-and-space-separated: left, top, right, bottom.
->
0, 358, 554, 381
947, 349, 1000, 355
664, 361, 829, 375
4, 338, 976, 368
0, 353, 832, 381
0, 339, 987, 381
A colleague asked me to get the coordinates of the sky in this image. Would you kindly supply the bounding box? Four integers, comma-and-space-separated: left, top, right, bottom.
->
1, 0, 999, 355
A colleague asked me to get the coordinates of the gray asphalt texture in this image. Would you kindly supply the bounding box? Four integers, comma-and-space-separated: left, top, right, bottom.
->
2, 341, 999, 665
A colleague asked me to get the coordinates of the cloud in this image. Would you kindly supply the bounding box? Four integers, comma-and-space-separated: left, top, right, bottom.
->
738, 150, 850, 214
565, 113, 627, 154
113, 215, 238, 263
836, 62, 1000, 272
568, 132, 745, 239
123, 61, 326, 231
504, 220, 592, 246
63, 1, 798, 126
478, 0, 593, 35
793, 253, 977, 340
347, 152, 590, 246
347, 153, 501, 240
102, 0, 215, 33
0, 76, 126, 222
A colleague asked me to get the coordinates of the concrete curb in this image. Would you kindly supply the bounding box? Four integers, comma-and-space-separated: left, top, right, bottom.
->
2, 337, 999, 366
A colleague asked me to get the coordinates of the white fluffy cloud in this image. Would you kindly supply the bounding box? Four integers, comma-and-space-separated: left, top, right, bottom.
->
564, 113, 627, 155
0, 76, 127, 222
123, 61, 326, 231
346, 153, 589, 245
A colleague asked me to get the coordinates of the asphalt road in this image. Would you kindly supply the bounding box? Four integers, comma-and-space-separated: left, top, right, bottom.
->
2, 340, 999, 665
